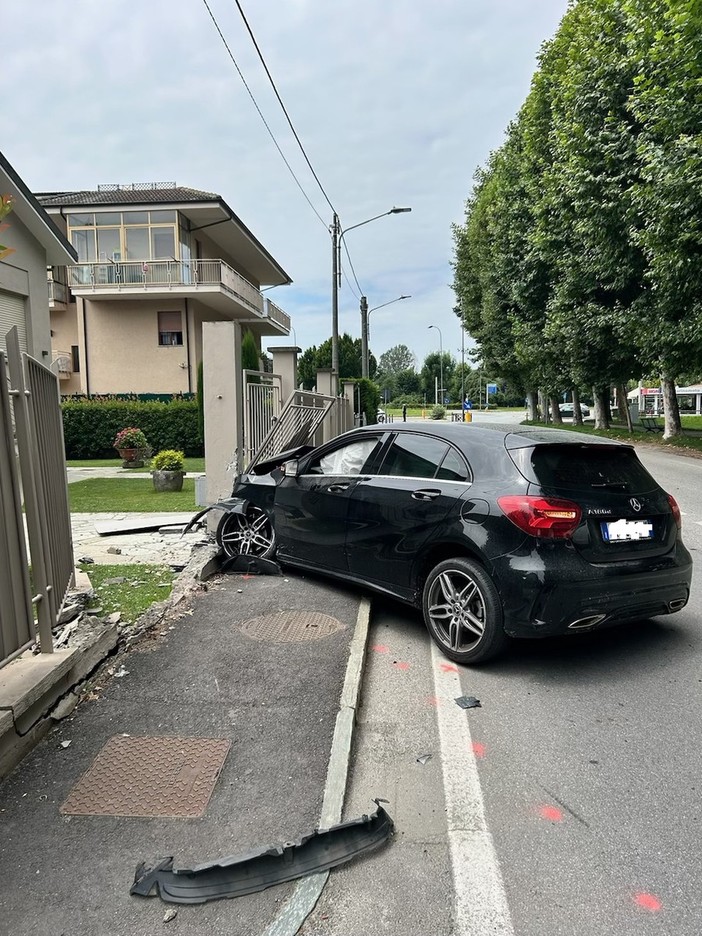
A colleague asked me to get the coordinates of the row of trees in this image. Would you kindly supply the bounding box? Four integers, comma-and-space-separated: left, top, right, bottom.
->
452, 0, 702, 436
296, 335, 521, 407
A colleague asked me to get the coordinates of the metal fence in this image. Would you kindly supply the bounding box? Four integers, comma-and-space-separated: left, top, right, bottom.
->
246, 389, 353, 472
243, 370, 283, 467
0, 327, 74, 667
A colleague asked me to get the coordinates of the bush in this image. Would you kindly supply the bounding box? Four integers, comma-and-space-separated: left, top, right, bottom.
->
113, 426, 149, 450
430, 405, 446, 420
62, 399, 202, 459
151, 449, 185, 472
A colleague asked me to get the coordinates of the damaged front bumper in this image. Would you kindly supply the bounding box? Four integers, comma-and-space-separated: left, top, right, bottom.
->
131, 801, 393, 904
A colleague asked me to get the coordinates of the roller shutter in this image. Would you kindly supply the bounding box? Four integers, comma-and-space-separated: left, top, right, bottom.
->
0, 290, 27, 354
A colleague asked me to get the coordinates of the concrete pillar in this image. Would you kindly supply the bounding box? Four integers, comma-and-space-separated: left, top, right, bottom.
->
342, 380, 356, 427
315, 368, 334, 397
203, 321, 243, 515
267, 346, 300, 402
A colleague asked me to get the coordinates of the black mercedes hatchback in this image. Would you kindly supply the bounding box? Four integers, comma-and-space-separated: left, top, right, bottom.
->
214, 424, 692, 664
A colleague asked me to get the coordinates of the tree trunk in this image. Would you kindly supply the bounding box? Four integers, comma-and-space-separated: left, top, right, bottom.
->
592, 386, 610, 430
550, 395, 563, 424
661, 374, 682, 438
616, 382, 633, 432
525, 390, 538, 422
572, 387, 583, 426
538, 390, 549, 424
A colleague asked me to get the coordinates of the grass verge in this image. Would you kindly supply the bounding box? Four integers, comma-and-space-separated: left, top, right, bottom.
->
525, 420, 702, 455
69, 478, 197, 512
67, 457, 206, 472
81, 563, 175, 623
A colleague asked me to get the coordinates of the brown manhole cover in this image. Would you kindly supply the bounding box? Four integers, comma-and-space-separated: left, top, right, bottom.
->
60, 736, 230, 818
238, 610, 343, 642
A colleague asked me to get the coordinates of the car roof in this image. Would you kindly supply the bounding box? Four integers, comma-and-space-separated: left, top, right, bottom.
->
333, 421, 629, 479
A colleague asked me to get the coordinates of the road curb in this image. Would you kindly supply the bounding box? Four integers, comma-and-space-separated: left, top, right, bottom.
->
261, 596, 372, 936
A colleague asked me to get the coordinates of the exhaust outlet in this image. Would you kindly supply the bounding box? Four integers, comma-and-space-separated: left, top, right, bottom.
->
668, 598, 686, 612
568, 613, 607, 630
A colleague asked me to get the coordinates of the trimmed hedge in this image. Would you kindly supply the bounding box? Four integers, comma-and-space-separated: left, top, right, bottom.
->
62, 400, 203, 459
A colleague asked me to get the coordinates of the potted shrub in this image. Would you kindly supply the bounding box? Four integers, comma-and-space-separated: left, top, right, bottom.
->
114, 427, 150, 468
151, 449, 186, 492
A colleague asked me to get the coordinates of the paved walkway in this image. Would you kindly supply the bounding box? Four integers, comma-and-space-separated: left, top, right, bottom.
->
67, 466, 207, 567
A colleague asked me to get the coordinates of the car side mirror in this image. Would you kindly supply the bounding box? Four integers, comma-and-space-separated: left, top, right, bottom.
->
283, 459, 300, 477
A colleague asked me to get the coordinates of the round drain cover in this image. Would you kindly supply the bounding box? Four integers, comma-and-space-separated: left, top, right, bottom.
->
238, 610, 343, 642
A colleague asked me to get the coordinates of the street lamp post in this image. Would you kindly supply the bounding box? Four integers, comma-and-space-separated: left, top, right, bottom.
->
428, 324, 443, 405
331, 207, 411, 386
360, 294, 411, 378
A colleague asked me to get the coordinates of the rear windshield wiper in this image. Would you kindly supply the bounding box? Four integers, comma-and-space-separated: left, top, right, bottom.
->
590, 481, 628, 490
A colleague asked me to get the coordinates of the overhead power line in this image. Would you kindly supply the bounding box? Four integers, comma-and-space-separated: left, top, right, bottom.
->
233, 0, 337, 218
201, 0, 328, 229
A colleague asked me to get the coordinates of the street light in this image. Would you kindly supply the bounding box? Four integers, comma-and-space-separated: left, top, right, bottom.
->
428, 324, 443, 405
331, 207, 411, 386
360, 294, 411, 378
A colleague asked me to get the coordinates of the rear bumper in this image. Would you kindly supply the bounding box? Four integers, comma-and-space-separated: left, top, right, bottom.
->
494, 543, 693, 638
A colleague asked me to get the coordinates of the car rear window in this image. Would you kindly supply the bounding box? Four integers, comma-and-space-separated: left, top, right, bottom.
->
513, 444, 658, 492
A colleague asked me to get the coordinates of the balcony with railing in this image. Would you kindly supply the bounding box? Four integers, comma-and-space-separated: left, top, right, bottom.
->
66, 259, 290, 334
48, 279, 68, 308
51, 350, 72, 379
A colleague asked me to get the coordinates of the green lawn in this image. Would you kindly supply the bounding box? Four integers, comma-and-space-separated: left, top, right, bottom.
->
67, 457, 206, 472
81, 563, 176, 622
69, 478, 197, 512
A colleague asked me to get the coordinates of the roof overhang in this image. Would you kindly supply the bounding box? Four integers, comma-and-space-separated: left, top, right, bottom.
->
0, 152, 77, 265
43, 195, 291, 288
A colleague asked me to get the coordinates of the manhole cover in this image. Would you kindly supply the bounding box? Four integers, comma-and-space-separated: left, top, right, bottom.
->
238, 610, 343, 642
60, 736, 230, 818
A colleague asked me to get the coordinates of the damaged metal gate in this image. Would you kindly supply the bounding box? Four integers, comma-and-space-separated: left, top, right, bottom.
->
0, 327, 74, 666
246, 389, 338, 472
243, 369, 283, 468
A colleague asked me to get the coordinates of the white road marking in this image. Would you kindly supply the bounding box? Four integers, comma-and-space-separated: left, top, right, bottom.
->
431, 642, 514, 936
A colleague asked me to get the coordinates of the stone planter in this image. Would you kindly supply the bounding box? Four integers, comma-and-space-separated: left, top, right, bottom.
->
116, 447, 148, 468
152, 469, 185, 493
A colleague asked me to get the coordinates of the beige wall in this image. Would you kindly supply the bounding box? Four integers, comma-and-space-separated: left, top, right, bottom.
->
83, 298, 191, 395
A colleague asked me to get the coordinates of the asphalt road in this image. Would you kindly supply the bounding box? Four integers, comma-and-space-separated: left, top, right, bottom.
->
304, 444, 702, 936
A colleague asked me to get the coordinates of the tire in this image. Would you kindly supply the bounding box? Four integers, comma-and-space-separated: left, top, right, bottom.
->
216, 505, 276, 560
422, 557, 507, 665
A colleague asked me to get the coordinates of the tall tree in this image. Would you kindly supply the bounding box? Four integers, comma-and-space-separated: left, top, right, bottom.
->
377, 344, 416, 376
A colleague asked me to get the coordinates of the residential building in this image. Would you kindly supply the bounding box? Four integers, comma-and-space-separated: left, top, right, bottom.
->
35, 182, 292, 395
0, 152, 77, 362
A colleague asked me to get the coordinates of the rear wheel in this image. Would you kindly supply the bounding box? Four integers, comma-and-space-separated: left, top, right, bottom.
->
216, 505, 276, 560
422, 557, 507, 664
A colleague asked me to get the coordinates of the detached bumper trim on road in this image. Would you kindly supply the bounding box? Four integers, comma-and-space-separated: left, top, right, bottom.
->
130, 801, 393, 904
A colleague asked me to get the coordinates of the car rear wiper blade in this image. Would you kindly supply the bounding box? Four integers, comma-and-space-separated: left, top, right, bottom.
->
590, 482, 628, 489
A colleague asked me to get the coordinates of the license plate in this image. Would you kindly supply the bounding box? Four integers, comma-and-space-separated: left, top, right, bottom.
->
601, 518, 654, 542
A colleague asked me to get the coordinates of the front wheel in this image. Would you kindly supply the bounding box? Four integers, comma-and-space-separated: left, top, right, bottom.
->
216, 505, 276, 560
422, 557, 507, 664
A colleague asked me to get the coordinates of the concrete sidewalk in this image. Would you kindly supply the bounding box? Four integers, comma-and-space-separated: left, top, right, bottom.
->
0, 563, 370, 935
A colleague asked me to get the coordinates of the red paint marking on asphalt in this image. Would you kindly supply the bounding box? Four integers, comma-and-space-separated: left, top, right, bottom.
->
539, 805, 564, 822
371, 644, 389, 653
440, 662, 459, 673
634, 893, 662, 912
393, 661, 410, 671
471, 741, 486, 759
426, 695, 440, 706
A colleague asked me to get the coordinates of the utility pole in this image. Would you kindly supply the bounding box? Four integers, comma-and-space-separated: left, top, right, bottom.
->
360, 295, 369, 378
331, 212, 340, 385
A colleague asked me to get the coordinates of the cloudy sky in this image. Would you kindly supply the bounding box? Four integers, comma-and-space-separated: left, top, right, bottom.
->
5, 0, 568, 367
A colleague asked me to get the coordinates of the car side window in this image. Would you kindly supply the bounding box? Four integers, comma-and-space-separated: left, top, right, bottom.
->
376, 434, 451, 479
311, 438, 381, 476
436, 447, 471, 481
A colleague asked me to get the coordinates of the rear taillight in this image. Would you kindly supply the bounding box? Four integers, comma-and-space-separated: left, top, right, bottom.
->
497, 495, 582, 539
667, 493, 681, 530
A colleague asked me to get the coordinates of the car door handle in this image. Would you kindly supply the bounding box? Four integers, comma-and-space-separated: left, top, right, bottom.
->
328, 483, 350, 493
412, 489, 441, 501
